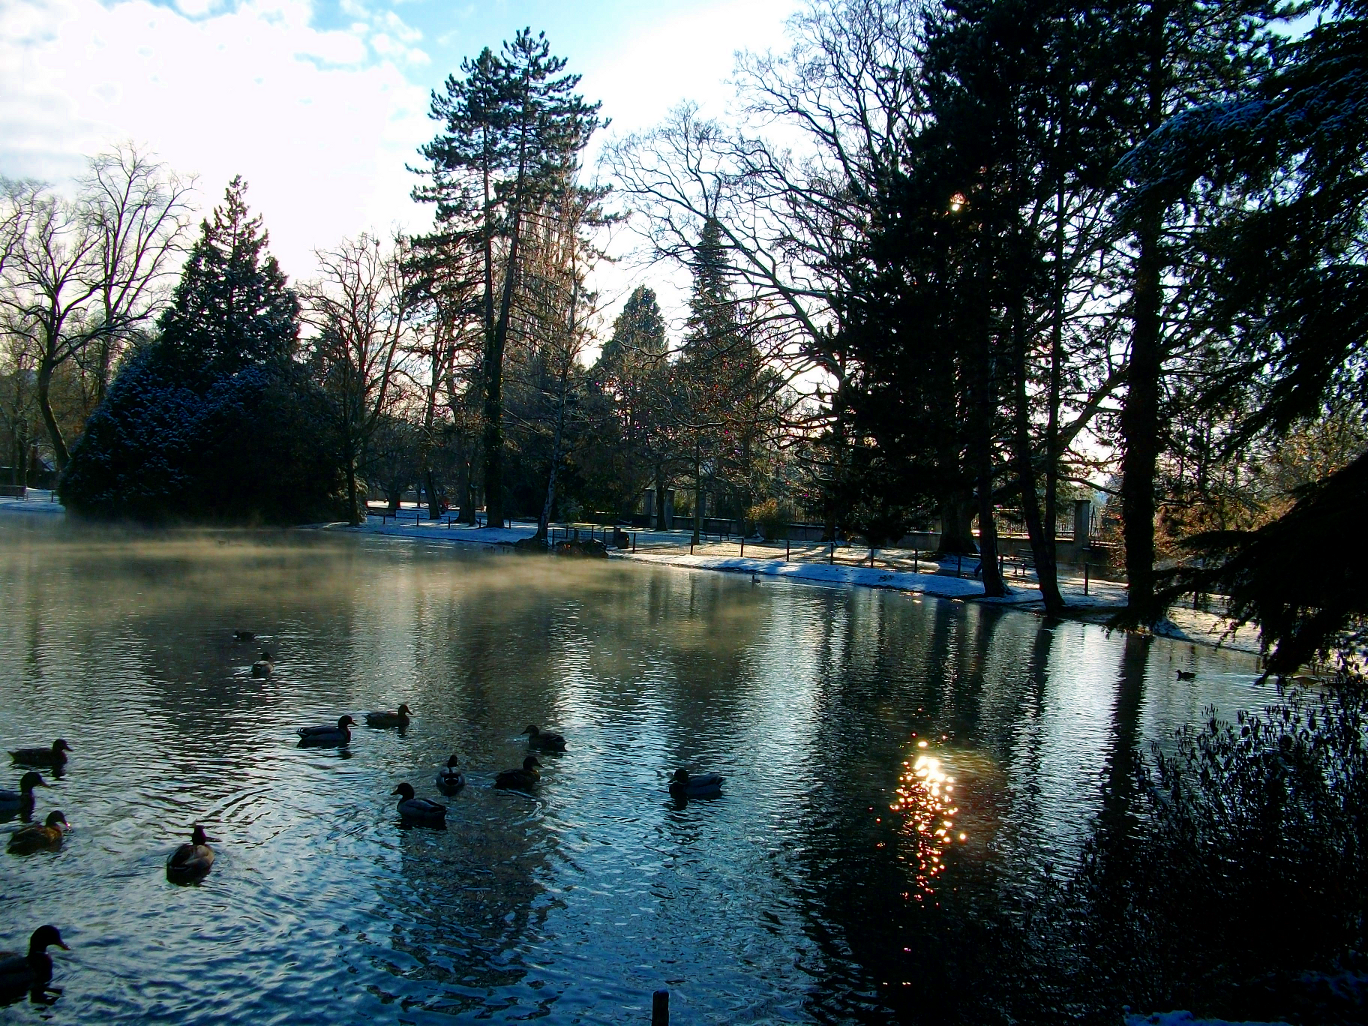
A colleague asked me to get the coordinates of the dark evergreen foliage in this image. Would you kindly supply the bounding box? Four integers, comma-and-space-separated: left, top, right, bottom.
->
58, 179, 343, 524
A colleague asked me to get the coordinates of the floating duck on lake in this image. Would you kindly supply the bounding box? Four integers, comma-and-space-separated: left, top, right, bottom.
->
365, 704, 413, 728
495, 756, 542, 790
233, 630, 255, 641
9, 740, 70, 769
522, 725, 566, 751
1176, 669, 1196, 681
435, 755, 465, 792
0, 925, 68, 1001
391, 782, 447, 825
297, 716, 355, 747
669, 769, 724, 799
0, 773, 47, 816
251, 652, 274, 679
166, 825, 216, 882
7, 812, 68, 855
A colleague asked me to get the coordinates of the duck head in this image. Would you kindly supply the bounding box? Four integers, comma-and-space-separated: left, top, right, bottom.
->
445, 755, 460, 769
44, 811, 68, 830
190, 824, 217, 845
523, 756, 543, 771
337, 716, 356, 729
671, 768, 690, 784
391, 782, 416, 801
53, 739, 72, 754
19, 771, 48, 794
522, 725, 540, 738
259, 651, 273, 661
29, 925, 68, 955
397, 704, 413, 716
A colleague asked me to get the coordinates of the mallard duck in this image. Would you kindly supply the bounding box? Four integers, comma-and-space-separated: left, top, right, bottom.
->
365, 704, 413, 728
9, 740, 70, 769
0, 772, 47, 813
297, 715, 355, 746
669, 769, 724, 798
232, 630, 255, 641
522, 725, 566, 751
166, 825, 216, 881
7, 811, 68, 854
391, 782, 446, 825
251, 651, 274, 679
0, 925, 68, 999
1176, 669, 1196, 681
495, 756, 542, 790
435, 755, 465, 793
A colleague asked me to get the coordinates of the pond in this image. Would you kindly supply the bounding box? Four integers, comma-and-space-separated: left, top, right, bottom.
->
0, 518, 1272, 1025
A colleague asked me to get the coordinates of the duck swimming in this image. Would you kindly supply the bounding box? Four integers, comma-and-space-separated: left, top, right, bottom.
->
9, 740, 70, 769
435, 755, 465, 793
166, 825, 216, 882
1176, 669, 1196, 681
233, 630, 255, 641
251, 652, 275, 679
0, 772, 47, 815
391, 782, 447, 825
297, 715, 355, 746
495, 756, 542, 790
365, 704, 412, 728
7, 812, 68, 855
669, 769, 724, 798
522, 725, 566, 751
0, 925, 68, 1001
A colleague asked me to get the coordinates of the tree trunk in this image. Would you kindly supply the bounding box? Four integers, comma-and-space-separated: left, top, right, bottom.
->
937, 492, 977, 555
536, 363, 571, 542
1121, 203, 1163, 623
36, 359, 69, 472
654, 470, 669, 531
346, 460, 361, 526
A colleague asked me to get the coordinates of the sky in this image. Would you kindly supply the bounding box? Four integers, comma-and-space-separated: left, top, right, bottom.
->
0, 0, 803, 327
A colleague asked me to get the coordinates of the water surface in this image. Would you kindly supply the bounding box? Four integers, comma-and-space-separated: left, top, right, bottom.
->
0, 519, 1270, 1024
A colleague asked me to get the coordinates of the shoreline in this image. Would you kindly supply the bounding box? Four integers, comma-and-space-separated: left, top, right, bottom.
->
0, 497, 1264, 658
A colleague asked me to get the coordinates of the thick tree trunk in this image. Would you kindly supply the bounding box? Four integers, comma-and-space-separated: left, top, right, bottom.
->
937, 492, 977, 554
975, 468, 1007, 597
346, 460, 361, 526
36, 359, 69, 471
654, 470, 669, 531
536, 365, 570, 542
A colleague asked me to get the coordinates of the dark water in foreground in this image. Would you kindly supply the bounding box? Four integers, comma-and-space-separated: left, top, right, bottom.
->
0, 519, 1271, 1025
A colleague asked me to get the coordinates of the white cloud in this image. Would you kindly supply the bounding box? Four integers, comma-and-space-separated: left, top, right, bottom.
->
0, 0, 434, 283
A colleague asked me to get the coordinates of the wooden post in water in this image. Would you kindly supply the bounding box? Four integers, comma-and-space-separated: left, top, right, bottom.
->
652, 990, 669, 1026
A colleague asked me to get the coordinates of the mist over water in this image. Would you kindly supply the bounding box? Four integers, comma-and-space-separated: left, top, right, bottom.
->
0, 519, 1271, 1024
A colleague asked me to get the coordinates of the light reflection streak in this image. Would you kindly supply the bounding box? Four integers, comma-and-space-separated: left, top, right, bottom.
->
892, 749, 963, 898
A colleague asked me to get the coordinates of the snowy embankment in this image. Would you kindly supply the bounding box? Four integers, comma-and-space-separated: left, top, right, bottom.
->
0, 490, 64, 515
1126, 1013, 1290, 1026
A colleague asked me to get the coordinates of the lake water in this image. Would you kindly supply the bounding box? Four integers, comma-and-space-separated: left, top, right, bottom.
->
0, 518, 1272, 1025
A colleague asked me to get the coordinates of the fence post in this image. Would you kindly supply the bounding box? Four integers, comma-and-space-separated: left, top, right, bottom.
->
1084, 563, 1090, 597
652, 989, 669, 1026
914, 548, 918, 573
740, 536, 745, 558
632, 533, 637, 553
957, 554, 962, 578
690, 539, 694, 555
786, 538, 790, 561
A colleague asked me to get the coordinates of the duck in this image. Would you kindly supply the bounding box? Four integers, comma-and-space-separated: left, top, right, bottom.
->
251, 651, 275, 679
166, 825, 216, 882
232, 630, 255, 641
1176, 669, 1196, 681
0, 925, 68, 999
669, 769, 724, 798
435, 755, 465, 793
0, 772, 47, 814
495, 755, 542, 791
365, 704, 413, 728
7, 811, 68, 854
9, 740, 71, 769
391, 782, 447, 825
522, 725, 567, 751
297, 715, 356, 747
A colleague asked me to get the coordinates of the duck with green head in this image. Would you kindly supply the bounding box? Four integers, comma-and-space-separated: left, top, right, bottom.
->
0, 772, 47, 818
391, 782, 447, 825
0, 926, 68, 1002
435, 755, 465, 793
297, 716, 355, 747
495, 756, 542, 791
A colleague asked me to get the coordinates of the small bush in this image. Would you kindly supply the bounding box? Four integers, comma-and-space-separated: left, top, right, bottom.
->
748, 497, 790, 539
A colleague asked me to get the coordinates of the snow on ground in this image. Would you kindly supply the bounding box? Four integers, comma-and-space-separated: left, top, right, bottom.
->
1125, 1013, 1290, 1026
0, 489, 64, 515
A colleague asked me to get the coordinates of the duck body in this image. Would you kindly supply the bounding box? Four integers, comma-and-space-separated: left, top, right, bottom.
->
297, 715, 355, 747
0, 926, 68, 1000
391, 782, 446, 825
495, 756, 542, 791
233, 630, 255, 641
9, 740, 70, 769
365, 704, 412, 729
166, 825, 216, 882
251, 652, 274, 679
435, 756, 465, 793
1176, 670, 1197, 681
7, 812, 68, 855
670, 769, 724, 798
0, 772, 47, 813
522, 725, 566, 751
